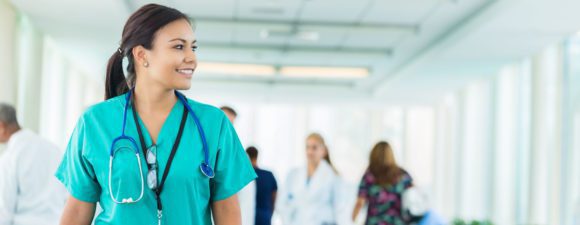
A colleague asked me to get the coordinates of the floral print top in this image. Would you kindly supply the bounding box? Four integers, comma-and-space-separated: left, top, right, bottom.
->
358, 169, 413, 225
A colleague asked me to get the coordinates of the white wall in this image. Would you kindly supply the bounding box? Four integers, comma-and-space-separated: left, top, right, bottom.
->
529, 45, 563, 225
0, 0, 18, 104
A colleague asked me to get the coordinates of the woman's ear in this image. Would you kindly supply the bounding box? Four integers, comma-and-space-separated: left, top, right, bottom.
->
132, 45, 149, 67
0, 122, 5, 137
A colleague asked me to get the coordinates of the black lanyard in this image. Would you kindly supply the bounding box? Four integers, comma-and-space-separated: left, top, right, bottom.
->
131, 101, 188, 221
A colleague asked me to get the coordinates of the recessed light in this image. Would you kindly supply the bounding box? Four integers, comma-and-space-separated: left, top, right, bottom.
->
280, 66, 369, 79
260, 30, 270, 39
197, 62, 276, 76
296, 31, 319, 42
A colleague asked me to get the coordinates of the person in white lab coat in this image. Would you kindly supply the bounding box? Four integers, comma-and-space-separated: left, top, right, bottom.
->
0, 103, 67, 225
277, 133, 351, 225
221, 105, 256, 225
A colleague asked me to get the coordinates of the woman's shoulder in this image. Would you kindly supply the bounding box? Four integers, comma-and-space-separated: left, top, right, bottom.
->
79, 95, 126, 122
184, 98, 226, 121
361, 169, 376, 183
399, 168, 412, 178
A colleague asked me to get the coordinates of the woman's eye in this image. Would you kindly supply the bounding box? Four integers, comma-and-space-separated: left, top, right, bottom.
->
174, 45, 184, 50
192, 46, 198, 52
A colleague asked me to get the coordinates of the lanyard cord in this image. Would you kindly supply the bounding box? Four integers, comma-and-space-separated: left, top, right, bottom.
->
131, 99, 188, 213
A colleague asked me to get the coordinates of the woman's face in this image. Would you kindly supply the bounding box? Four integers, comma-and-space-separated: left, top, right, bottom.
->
142, 18, 197, 90
306, 137, 326, 164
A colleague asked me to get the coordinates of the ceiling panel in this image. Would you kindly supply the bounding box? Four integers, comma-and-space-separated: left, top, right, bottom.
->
11, 0, 127, 28
361, 0, 440, 25
280, 50, 387, 67
287, 25, 348, 48
233, 23, 290, 45
195, 21, 235, 43
132, 0, 173, 8
198, 46, 284, 65
342, 28, 410, 49
236, 0, 304, 21
298, 0, 371, 23
174, 0, 236, 19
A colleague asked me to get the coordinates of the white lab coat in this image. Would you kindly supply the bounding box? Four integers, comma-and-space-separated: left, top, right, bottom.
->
0, 129, 67, 225
277, 161, 352, 225
239, 180, 256, 225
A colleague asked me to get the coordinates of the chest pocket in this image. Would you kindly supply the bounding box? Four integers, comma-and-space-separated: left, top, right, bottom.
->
102, 143, 145, 203
161, 138, 212, 203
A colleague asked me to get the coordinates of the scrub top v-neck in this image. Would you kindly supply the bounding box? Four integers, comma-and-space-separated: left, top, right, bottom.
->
55, 93, 257, 225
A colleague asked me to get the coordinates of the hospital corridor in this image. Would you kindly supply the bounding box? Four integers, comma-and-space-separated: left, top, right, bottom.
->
0, 0, 579, 225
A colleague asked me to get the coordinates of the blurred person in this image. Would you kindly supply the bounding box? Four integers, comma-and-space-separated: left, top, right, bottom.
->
221, 105, 256, 225
220, 106, 237, 124
0, 103, 67, 225
246, 146, 278, 225
352, 141, 413, 225
278, 133, 351, 225
402, 187, 446, 225
56, 4, 256, 225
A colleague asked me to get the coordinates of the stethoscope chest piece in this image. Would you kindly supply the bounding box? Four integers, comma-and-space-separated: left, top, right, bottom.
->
200, 163, 214, 178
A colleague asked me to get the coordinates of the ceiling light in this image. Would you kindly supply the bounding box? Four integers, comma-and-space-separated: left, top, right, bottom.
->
296, 31, 319, 42
280, 66, 369, 79
260, 30, 270, 39
197, 62, 276, 76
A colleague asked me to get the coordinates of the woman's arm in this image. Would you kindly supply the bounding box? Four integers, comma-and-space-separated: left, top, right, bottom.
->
212, 194, 241, 225
271, 191, 277, 211
60, 196, 96, 225
352, 197, 366, 222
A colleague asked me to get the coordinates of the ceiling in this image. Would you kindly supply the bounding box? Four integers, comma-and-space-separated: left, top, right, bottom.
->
8, 0, 580, 104
373, 0, 580, 102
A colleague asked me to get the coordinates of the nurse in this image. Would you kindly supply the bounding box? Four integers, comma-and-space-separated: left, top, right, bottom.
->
277, 133, 351, 225
55, 4, 256, 225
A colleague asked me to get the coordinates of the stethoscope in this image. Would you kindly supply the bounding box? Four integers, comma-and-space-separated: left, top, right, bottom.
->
108, 90, 215, 204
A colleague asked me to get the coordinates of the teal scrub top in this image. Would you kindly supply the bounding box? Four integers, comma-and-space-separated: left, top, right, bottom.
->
55, 93, 257, 225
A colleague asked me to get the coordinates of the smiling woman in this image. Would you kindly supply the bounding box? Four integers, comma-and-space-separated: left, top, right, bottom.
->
55, 3, 256, 225
104, 4, 197, 99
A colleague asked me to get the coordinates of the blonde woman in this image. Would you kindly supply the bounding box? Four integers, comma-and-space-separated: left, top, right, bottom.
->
278, 133, 350, 225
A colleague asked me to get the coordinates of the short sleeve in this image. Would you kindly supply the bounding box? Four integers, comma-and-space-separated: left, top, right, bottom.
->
397, 170, 414, 191
358, 170, 372, 198
211, 116, 257, 201
270, 172, 278, 191
55, 116, 101, 203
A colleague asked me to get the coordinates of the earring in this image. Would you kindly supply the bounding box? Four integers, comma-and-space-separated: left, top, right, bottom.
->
144, 62, 149, 67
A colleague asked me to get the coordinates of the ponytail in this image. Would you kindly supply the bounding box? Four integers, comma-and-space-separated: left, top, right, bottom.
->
105, 50, 129, 100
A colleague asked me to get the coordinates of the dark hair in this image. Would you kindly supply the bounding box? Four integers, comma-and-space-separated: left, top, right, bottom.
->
105, 4, 191, 99
246, 146, 258, 160
220, 106, 237, 117
0, 103, 19, 126
368, 141, 402, 186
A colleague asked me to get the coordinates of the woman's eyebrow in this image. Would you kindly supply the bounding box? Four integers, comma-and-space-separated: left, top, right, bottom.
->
169, 38, 197, 44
